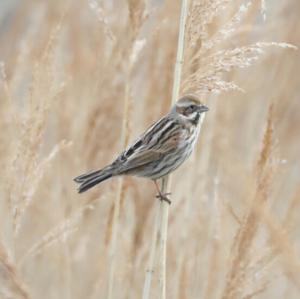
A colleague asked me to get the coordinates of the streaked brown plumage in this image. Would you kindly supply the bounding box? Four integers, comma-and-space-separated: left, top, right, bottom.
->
74, 94, 208, 201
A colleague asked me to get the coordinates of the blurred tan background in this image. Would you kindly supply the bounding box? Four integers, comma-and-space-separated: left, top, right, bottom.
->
0, 0, 299, 298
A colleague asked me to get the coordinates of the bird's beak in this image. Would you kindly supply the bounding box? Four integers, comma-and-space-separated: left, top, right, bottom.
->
198, 105, 209, 113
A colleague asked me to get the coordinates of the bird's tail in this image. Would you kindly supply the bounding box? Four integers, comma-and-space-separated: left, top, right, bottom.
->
74, 166, 113, 193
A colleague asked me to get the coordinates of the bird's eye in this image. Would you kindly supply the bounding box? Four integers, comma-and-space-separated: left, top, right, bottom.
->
186, 105, 196, 113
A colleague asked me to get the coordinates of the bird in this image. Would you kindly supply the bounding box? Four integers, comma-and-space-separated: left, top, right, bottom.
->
74, 94, 209, 204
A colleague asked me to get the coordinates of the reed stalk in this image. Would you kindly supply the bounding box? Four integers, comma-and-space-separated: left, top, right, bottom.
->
158, 1, 188, 297
142, 1, 189, 299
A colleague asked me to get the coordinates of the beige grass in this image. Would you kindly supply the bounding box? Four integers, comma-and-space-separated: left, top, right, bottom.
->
0, 0, 299, 298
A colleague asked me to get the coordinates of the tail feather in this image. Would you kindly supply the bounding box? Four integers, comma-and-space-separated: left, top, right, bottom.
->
74, 169, 104, 183
74, 167, 113, 193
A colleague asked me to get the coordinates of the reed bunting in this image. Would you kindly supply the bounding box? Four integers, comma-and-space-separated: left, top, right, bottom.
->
74, 94, 208, 203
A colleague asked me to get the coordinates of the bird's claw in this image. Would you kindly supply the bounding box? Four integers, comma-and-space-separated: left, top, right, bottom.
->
156, 192, 171, 205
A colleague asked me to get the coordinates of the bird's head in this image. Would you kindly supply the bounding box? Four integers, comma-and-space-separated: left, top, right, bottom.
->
173, 94, 209, 125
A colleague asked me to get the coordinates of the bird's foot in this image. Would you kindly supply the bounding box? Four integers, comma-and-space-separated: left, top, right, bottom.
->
156, 192, 171, 205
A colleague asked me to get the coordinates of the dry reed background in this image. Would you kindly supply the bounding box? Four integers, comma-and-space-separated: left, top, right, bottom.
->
0, 0, 299, 298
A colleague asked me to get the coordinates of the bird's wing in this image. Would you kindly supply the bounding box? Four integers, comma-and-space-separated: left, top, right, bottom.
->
115, 134, 182, 174
125, 149, 163, 167
112, 116, 185, 174
115, 149, 163, 174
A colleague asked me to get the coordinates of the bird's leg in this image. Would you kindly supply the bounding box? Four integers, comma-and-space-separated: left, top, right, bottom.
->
153, 180, 171, 205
